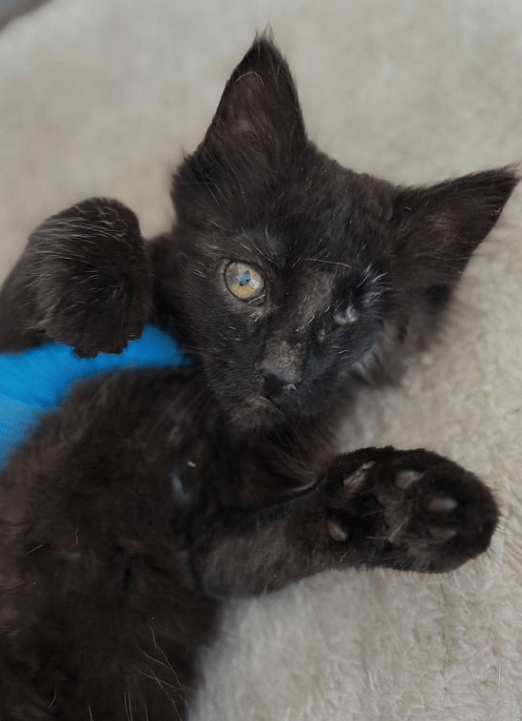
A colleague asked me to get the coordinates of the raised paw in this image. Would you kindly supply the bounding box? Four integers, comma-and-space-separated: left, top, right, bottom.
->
322, 447, 499, 573
28, 198, 152, 357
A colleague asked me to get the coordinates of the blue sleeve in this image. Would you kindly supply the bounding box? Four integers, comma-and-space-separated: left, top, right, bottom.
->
0, 324, 195, 470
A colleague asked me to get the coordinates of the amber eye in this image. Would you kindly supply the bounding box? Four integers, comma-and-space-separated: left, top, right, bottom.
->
224, 262, 266, 302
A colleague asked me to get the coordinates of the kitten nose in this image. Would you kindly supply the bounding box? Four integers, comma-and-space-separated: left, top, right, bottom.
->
261, 370, 299, 400
257, 339, 304, 399
257, 357, 302, 400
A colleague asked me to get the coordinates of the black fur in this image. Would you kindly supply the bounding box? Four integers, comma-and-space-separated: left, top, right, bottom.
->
0, 36, 517, 719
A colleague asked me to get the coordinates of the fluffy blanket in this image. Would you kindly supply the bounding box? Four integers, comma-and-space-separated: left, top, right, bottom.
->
1, 1, 521, 719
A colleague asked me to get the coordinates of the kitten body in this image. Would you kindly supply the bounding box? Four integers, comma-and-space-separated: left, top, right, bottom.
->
0, 37, 517, 719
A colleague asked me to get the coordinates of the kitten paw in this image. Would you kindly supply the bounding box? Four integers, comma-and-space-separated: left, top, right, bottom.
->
29, 198, 152, 357
322, 447, 499, 572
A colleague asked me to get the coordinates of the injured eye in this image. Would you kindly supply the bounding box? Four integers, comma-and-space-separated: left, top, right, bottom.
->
333, 304, 358, 326
225, 262, 266, 302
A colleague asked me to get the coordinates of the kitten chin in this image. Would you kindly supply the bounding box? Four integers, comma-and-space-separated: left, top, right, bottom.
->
226, 394, 287, 432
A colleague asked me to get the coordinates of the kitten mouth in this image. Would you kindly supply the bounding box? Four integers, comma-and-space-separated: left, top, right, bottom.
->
228, 395, 286, 431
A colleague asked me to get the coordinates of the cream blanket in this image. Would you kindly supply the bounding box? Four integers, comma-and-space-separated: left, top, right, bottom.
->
1, 1, 521, 719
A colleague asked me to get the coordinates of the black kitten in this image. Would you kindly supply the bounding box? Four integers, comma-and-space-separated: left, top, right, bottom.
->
0, 36, 517, 720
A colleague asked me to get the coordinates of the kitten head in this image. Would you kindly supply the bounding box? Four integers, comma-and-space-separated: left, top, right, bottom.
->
169, 36, 518, 431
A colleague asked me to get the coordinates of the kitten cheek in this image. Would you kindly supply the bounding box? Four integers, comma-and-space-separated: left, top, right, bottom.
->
339, 329, 381, 373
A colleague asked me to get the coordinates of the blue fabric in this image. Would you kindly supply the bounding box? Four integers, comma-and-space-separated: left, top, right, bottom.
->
0, 324, 195, 470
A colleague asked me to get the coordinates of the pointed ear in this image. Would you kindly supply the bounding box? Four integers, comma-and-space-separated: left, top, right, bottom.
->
172, 35, 307, 223
205, 34, 306, 159
394, 167, 519, 282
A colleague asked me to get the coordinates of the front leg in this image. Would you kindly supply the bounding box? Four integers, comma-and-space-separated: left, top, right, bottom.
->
0, 198, 152, 356
193, 447, 498, 597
